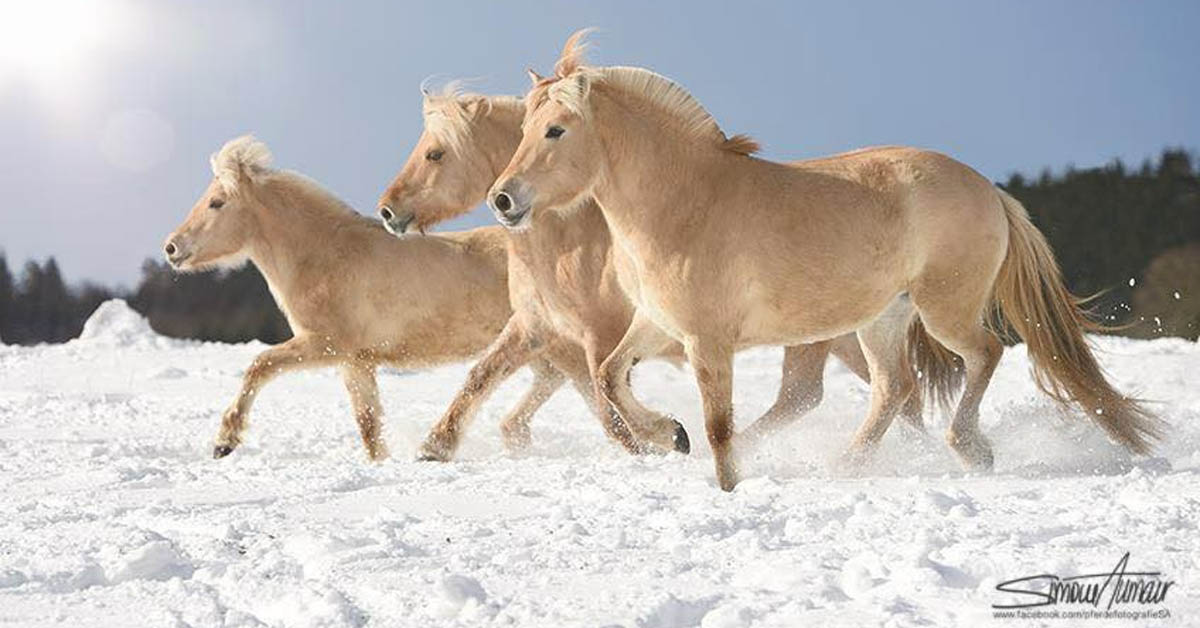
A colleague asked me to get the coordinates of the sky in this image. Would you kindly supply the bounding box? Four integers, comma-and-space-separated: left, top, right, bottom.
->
1, 0, 1198, 286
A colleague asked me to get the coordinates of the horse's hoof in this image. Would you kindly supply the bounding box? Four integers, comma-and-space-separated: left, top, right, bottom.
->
416, 445, 450, 463
672, 422, 691, 454
500, 425, 533, 453
213, 444, 234, 459
832, 447, 872, 477
947, 431, 994, 472
716, 470, 739, 492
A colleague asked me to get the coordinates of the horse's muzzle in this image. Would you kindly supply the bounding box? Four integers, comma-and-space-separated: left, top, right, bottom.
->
379, 205, 415, 235
488, 181, 532, 230
163, 239, 191, 268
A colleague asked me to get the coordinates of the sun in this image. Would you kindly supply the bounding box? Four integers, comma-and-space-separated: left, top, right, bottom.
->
0, 1, 118, 87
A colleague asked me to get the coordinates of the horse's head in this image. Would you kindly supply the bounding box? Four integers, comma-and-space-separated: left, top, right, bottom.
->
488, 31, 604, 231
164, 135, 269, 271
490, 29, 758, 231
377, 85, 520, 235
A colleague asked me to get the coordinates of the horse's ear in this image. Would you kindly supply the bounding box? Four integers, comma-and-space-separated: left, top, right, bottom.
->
461, 96, 486, 118
547, 70, 590, 108
237, 162, 266, 186
574, 72, 590, 100
527, 68, 544, 86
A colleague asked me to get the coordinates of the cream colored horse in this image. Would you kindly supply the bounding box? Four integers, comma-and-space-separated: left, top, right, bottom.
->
377, 85, 958, 461
489, 32, 1162, 490
165, 135, 553, 460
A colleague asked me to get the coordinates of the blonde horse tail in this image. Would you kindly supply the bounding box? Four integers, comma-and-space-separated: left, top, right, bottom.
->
991, 188, 1162, 453
902, 316, 965, 416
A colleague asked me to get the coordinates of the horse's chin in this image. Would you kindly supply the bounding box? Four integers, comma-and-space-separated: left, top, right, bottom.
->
495, 207, 532, 231
171, 252, 249, 273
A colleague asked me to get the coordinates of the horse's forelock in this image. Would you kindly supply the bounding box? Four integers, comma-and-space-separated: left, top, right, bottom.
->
553, 27, 595, 79
422, 85, 517, 156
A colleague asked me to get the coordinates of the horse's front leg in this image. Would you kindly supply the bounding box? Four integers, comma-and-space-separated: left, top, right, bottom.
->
685, 337, 738, 491
595, 313, 687, 455
340, 362, 388, 461
214, 335, 332, 459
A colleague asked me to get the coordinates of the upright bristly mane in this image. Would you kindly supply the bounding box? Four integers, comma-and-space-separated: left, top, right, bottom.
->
422, 80, 523, 156
211, 135, 362, 219
211, 135, 273, 194
527, 29, 759, 155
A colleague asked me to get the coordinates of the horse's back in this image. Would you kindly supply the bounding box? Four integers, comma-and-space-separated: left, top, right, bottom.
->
437, 225, 510, 271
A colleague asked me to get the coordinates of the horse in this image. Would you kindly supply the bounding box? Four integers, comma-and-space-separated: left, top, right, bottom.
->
376, 84, 959, 461
164, 135, 559, 461
488, 31, 1161, 490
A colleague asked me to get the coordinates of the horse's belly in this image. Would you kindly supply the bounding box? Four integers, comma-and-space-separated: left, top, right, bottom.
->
737, 279, 901, 346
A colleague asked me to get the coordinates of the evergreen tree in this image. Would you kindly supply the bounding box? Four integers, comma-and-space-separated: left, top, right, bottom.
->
0, 253, 13, 343
18, 258, 73, 343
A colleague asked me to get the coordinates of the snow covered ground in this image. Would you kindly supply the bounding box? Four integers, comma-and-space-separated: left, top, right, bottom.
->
1, 300, 1197, 627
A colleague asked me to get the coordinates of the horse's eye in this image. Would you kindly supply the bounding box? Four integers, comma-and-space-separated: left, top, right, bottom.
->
426, 149, 445, 162
209, 198, 225, 209
545, 125, 565, 139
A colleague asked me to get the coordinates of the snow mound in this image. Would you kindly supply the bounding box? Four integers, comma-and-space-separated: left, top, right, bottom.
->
107, 540, 194, 583
76, 299, 164, 349
436, 574, 495, 620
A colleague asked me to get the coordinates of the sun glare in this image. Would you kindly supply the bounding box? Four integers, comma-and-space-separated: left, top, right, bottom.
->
0, 1, 119, 87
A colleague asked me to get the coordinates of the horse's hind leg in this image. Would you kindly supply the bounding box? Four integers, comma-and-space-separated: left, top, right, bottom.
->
829, 334, 871, 381
842, 302, 918, 469
741, 341, 832, 443
844, 296, 926, 431
418, 317, 545, 462
341, 363, 388, 461
917, 313, 1001, 471
910, 285, 1003, 471
498, 358, 565, 452
214, 335, 333, 459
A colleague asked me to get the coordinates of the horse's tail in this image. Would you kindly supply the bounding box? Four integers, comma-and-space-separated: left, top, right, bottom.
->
990, 188, 1162, 453
902, 316, 965, 416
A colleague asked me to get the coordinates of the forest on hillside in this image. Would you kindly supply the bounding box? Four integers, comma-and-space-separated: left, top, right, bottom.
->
1, 149, 1197, 346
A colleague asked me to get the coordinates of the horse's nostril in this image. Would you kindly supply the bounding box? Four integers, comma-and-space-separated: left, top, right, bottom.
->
494, 192, 512, 213
164, 242, 177, 256
379, 206, 393, 221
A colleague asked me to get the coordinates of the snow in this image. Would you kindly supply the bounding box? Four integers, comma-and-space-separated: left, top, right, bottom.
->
0, 301, 1197, 626
76, 299, 180, 350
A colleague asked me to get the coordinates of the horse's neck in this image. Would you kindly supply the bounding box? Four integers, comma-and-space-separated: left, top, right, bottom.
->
243, 184, 346, 310
513, 199, 609, 258
477, 98, 525, 182
592, 105, 726, 259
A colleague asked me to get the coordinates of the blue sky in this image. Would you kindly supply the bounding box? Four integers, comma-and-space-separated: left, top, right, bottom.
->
2, 1, 1197, 285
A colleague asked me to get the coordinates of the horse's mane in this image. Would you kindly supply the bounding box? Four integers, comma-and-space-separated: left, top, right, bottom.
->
270, 171, 362, 219
211, 135, 365, 221
528, 29, 759, 156
210, 135, 272, 194
422, 81, 523, 155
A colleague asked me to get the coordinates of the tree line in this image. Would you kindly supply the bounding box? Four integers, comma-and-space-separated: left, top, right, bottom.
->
1, 148, 1197, 345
